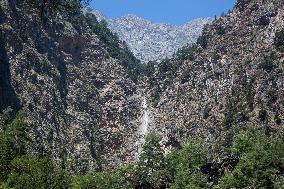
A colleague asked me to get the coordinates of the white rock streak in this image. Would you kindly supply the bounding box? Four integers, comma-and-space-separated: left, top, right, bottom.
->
136, 96, 150, 156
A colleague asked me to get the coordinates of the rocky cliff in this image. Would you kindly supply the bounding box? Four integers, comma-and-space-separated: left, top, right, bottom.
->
0, 0, 143, 173
90, 10, 212, 63
147, 0, 284, 154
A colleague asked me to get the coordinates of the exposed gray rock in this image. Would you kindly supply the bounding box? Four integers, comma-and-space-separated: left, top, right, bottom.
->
0, 0, 143, 173
90, 10, 212, 63
146, 0, 284, 155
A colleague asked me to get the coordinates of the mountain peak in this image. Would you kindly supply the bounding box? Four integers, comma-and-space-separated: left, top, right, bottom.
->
91, 11, 212, 63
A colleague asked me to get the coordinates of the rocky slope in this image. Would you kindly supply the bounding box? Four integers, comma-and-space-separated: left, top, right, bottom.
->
0, 0, 143, 173
146, 0, 284, 153
90, 10, 212, 63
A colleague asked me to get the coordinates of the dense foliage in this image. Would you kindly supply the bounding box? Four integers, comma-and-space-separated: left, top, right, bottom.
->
166, 141, 211, 189
0, 110, 27, 182
216, 129, 284, 189
1, 109, 284, 188
174, 44, 200, 61
0, 109, 70, 188
72, 129, 284, 189
136, 133, 168, 188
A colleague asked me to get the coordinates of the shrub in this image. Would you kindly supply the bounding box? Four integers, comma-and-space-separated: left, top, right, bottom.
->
175, 44, 199, 61
180, 69, 192, 84
216, 129, 284, 189
274, 28, 284, 51
197, 24, 210, 49
216, 25, 226, 35
6, 156, 70, 189
259, 109, 268, 122
197, 34, 209, 49
258, 53, 277, 73
259, 15, 270, 26
166, 141, 211, 189
72, 167, 134, 189
0, 110, 27, 182
274, 113, 282, 125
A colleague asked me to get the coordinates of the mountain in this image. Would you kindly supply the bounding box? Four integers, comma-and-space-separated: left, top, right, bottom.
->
1, 0, 284, 187
90, 10, 212, 63
0, 0, 143, 173
146, 0, 284, 152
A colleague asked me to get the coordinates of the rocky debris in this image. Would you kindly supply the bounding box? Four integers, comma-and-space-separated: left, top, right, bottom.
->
147, 0, 284, 154
90, 10, 212, 63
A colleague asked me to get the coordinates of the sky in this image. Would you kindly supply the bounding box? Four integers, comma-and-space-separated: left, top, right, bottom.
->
90, 0, 236, 25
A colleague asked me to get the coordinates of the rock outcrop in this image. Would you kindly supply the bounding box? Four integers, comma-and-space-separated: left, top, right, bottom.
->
147, 0, 284, 153
90, 10, 212, 63
0, 0, 142, 173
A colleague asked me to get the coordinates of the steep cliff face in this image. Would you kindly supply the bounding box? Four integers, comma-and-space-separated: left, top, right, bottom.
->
0, 0, 142, 173
148, 0, 284, 151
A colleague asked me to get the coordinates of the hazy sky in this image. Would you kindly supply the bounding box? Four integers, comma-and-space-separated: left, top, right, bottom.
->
90, 0, 236, 25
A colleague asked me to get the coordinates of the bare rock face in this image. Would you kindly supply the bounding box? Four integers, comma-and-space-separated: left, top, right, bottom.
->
0, 0, 142, 173
147, 0, 284, 153
90, 10, 212, 63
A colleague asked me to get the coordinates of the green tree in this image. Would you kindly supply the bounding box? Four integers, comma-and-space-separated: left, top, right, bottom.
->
136, 132, 168, 189
0, 110, 27, 182
0, 107, 13, 128
6, 156, 70, 189
166, 141, 210, 189
216, 129, 284, 189
72, 165, 135, 189
175, 44, 199, 61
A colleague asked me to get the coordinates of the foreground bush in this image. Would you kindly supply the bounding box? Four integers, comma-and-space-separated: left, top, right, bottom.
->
216, 129, 284, 189
6, 156, 70, 189
166, 141, 211, 189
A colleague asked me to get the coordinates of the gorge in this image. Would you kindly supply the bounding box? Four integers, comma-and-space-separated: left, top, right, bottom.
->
0, 0, 284, 188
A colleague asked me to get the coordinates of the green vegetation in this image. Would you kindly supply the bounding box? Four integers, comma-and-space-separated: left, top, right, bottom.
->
180, 68, 192, 84
174, 44, 200, 61
72, 167, 134, 189
217, 129, 284, 189
197, 34, 209, 49
166, 142, 211, 189
0, 110, 27, 182
136, 133, 168, 188
274, 28, 284, 51
216, 25, 226, 35
0, 109, 70, 188
27, 0, 90, 20
73, 129, 284, 189
258, 53, 277, 73
6, 156, 70, 189
1, 108, 284, 188
197, 25, 210, 49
